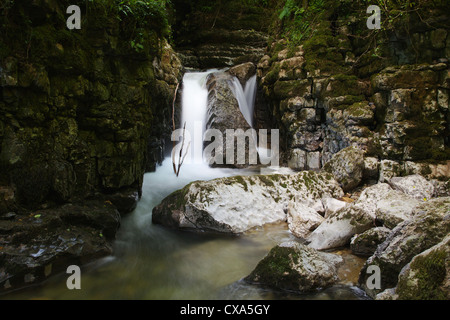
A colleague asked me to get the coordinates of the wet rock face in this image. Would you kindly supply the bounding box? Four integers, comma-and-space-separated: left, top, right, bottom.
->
204, 71, 253, 168
177, 30, 268, 69
0, 201, 120, 294
172, 0, 272, 69
257, 4, 450, 173
245, 241, 343, 293
0, 1, 182, 294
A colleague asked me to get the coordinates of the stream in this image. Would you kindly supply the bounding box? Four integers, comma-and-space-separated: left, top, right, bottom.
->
6, 159, 368, 300
4, 71, 369, 300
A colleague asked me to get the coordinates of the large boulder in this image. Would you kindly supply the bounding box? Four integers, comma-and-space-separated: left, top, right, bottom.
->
245, 241, 343, 293
375, 189, 421, 229
322, 146, 365, 192
395, 235, 450, 300
307, 182, 426, 251
388, 174, 434, 200
152, 171, 344, 234
359, 197, 450, 298
307, 205, 375, 251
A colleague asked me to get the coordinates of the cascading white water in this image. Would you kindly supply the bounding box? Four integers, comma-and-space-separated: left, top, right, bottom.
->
179, 70, 216, 164
229, 75, 257, 128
244, 75, 257, 124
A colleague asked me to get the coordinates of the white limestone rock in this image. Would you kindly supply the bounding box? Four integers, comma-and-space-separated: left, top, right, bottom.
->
287, 202, 324, 239
152, 171, 344, 234
388, 174, 434, 200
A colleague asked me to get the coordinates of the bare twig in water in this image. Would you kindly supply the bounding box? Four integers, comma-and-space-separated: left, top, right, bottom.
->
172, 122, 190, 177
172, 83, 180, 176
171, 83, 190, 177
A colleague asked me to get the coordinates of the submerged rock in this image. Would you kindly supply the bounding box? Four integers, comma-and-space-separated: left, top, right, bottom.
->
152, 171, 343, 234
245, 241, 343, 293
359, 197, 450, 298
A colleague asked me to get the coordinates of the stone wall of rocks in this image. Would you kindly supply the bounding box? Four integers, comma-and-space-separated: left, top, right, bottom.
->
0, 2, 183, 215
257, 7, 449, 176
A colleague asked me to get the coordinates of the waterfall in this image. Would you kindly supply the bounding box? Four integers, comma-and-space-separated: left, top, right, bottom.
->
229, 75, 257, 128
179, 70, 216, 164
244, 75, 257, 125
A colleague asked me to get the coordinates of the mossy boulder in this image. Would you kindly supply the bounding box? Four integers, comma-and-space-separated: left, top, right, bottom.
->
359, 197, 450, 298
350, 227, 391, 257
395, 235, 449, 300
245, 242, 343, 293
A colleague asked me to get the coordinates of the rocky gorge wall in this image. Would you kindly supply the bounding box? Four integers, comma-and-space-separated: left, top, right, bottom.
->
0, 0, 183, 214
257, 0, 450, 179
171, 0, 273, 69
0, 0, 182, 293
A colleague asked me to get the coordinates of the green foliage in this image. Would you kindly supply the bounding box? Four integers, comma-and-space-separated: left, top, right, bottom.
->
0, 0, 173, 60
88, 0, 171, 51
277, 0, 327, 46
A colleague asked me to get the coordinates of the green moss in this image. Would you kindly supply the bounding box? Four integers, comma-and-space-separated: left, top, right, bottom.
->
397, 249, 447, 300
165, 182, 193, 209
258, 175, 275, 188
264, 63, 281, 85
231, 176, 248, 192
273, 79, 310, 99
345, 101, 371, 118
246, 245, 301, 290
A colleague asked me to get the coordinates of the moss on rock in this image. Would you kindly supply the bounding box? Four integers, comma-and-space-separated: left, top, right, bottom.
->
396, 236, 449, 300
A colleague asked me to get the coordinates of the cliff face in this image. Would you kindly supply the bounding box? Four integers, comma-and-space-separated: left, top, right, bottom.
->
0, 0, 182, 293
0, 0, 183, 214
257, 0, 449, 178
171, 0, 273, 69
